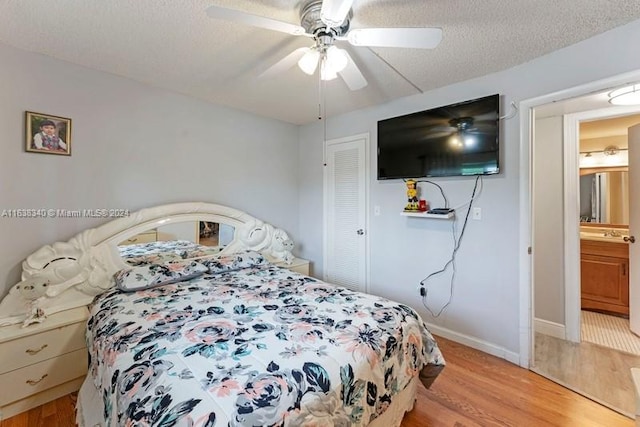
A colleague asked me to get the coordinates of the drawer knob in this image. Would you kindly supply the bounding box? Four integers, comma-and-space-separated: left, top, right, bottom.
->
25, 344, 48, 355
26, 374, 48, 386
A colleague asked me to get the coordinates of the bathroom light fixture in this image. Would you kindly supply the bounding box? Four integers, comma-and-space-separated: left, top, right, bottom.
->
608, 84, 640, 105
579, 147, 628, 168
603, 145, 619, 156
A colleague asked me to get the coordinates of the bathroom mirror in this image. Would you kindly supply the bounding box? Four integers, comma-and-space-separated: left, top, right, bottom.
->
579, 170, 629, 225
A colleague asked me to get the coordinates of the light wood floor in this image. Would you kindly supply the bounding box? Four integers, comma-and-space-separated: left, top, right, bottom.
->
1, 336, 633, 426
534, 332, 640, 418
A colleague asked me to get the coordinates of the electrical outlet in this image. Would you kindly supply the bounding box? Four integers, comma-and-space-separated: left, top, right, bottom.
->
374, 205, 381, 216
472, 207, 482, 220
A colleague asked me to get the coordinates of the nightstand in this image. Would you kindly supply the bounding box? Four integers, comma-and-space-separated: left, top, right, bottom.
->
274, 257, 310, 275
0, 306, 88, 420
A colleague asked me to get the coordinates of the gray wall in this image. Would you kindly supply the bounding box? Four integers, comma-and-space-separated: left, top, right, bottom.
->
298, 19, 640, 354
0, 43, 300, 297
533, 116, 564, 324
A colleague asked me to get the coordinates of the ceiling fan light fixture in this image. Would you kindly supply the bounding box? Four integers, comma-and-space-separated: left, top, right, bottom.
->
464, 135, 476, 147
325, 46, 348, 73
320, 0, 354, 28
298, 49, 320, 75
608, 84, 640, 105
320, 65, 338, 81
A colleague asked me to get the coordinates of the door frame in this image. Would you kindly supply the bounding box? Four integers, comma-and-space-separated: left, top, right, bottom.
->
564, 105, 640, 342
322, 132, 371, 292
519, 69, 640, 368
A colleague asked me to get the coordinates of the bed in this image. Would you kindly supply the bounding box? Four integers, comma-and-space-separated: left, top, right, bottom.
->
0, 202, 444, 426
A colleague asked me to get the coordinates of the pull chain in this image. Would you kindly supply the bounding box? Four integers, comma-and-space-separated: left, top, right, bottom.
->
319, 53, 327, 167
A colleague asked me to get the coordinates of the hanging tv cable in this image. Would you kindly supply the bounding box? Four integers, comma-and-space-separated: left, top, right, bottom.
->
419, 176, 482, 317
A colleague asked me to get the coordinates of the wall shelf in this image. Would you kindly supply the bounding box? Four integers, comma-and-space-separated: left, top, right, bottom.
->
400, 211, 454, 219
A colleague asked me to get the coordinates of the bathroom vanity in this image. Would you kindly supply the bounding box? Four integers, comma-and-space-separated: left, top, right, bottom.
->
580, 228, 629, 316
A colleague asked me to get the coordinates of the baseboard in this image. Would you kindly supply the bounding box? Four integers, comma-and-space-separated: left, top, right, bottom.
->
425, 322, 520, 365
534, 318, 566, 339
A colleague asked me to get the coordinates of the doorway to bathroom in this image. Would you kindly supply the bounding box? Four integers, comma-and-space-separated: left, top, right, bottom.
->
529, 85, 640, 417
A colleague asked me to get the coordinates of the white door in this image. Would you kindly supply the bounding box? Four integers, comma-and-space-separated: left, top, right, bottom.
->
628, 124, 640, 335
323, 133, 369, 292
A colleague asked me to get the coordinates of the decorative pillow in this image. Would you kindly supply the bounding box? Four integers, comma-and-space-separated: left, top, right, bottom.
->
201, 250, 268, 275
114, 260, 208, 292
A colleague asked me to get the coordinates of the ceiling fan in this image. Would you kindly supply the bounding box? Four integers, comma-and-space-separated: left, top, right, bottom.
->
419, 111, 498, 150
205, 0, 443, 91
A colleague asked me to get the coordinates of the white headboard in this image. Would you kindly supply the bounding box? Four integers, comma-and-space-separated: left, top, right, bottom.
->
0, 202, 294, 326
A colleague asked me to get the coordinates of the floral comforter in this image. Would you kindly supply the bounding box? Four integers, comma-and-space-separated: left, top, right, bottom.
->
119, 240, 223, 266
87, 263, 445, 426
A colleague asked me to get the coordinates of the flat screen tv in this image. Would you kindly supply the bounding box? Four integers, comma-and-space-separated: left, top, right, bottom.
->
377, 94, 500, 179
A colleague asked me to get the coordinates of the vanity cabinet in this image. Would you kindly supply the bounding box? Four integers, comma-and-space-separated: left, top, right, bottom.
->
0, 307, 88, 420
580, 239, 629, 316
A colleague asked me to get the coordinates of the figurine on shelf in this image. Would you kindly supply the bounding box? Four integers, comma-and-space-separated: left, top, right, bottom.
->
404, 179, 420, 211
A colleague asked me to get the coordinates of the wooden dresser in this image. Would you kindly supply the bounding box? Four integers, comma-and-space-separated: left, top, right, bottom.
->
0, 307, 88, 420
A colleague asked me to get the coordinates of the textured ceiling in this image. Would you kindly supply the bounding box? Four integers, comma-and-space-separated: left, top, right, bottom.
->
1, 0, 640, 124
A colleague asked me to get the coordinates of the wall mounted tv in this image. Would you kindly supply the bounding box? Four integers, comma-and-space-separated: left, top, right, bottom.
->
377, 94, 500, 179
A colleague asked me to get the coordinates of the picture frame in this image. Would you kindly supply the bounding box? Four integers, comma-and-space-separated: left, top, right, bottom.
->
25, 111, 72, 156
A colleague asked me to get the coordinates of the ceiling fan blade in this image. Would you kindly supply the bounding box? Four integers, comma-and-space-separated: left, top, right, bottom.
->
259, 47, 310, 79
422, 131, 454, 139
206, 5, 307, 36
321, 0, 354, 28
338, 51, 367, 90
347, 27, 443, 49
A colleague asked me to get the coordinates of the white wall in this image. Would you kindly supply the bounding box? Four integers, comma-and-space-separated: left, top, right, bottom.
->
0, 43, 300, 297
533, 116, 564, 324
298, 19, 640, 355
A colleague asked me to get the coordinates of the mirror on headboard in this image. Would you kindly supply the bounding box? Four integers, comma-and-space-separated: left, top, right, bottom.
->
579, 170, 629, 225
118, 221, 235, 247
117, 220, 236, 265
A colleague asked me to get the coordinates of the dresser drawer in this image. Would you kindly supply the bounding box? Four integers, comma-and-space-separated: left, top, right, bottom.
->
0, 348, 87, 406
0, 321, 86, 374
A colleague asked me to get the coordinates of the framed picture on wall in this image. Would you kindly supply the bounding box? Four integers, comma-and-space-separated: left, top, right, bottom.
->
25, 111, 72, 156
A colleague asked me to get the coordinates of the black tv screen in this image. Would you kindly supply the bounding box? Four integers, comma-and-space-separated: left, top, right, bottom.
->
377, 94, 500, 179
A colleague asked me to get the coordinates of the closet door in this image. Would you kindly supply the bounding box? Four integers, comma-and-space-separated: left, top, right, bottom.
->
323, 133, 369, 292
